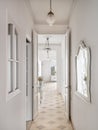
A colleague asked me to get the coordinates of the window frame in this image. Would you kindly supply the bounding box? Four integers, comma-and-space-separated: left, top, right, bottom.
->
6, 14, 21, 101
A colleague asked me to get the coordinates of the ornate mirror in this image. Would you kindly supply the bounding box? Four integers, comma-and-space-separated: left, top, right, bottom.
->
75, 41, 91, 102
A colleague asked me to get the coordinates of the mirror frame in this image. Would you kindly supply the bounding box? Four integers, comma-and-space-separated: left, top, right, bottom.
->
75, 41, 91, 102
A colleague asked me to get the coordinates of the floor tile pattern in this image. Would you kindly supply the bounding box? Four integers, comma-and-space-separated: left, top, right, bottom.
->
26, 121, 32, 130
30, 83, 73, 130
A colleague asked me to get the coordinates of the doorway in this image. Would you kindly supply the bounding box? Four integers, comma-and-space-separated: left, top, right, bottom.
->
26, 32, 71, 130
37, 33, 71, 120
27, 33, 72, 130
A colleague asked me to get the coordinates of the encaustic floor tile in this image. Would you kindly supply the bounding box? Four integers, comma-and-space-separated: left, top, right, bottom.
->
29, 83, 73, 130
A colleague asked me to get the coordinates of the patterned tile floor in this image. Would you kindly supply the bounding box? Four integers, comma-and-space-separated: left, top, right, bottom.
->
30, 83, 73, 130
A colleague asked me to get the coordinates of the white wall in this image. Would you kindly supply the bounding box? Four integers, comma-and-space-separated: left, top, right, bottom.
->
41, 59, 56, 82
56, 45, 62, 93
42, 60, 52, 82
70, 0, 98, 130
0, 0, 34, 130
38, 59, 42, 77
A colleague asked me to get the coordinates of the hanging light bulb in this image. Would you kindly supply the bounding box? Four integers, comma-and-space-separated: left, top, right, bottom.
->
43, 37, 51, 59
44, 37, 51, 50
47, 50, 49, 58
47, 0, 55, 26
47, 11, 55, 26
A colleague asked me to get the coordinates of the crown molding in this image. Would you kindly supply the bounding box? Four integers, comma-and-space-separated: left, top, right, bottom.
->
35, 24, 68, 34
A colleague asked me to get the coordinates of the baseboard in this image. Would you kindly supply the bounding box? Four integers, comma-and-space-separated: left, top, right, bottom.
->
26, 120, 32, 130
33, 112, 38, 121
64, 112, 75, 130
70, 119, 76, 130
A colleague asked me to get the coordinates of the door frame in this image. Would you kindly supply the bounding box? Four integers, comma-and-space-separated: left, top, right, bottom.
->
26, 35, 33, 122
31, 32, 72, 121
32, 31, 39, 120
69, 30, 71, 121
64, 29, 71, 121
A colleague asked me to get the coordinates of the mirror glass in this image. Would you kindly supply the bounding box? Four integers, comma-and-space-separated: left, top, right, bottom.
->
75, 41, 91, 102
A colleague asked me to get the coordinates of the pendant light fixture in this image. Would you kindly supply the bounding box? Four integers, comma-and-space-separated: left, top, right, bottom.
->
47, 0, 55, 26
44, 37, 51, 51
44, 37, 51, 58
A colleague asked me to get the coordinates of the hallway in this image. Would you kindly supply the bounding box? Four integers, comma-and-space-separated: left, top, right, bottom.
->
29, 83, 73, 130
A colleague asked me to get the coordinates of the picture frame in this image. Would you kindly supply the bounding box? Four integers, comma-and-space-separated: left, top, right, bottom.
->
75, 41, 91, 102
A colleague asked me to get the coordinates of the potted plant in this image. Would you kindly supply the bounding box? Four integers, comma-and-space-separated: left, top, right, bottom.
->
38, 76, 43, 86
38, 76, 43, 102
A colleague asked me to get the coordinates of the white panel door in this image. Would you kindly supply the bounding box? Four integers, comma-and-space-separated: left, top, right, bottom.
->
26, 42, 33, 121
32, 31, 38, 119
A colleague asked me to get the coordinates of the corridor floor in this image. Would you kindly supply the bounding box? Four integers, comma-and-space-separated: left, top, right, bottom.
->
30, 83, 73, 130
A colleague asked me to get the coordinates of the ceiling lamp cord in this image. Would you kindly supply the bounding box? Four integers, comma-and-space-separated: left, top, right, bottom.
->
50, 0, 52, 11
47, 37, 49, 47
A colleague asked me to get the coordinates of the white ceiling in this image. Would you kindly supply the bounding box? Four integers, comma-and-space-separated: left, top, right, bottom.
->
29, 0, 74, 25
